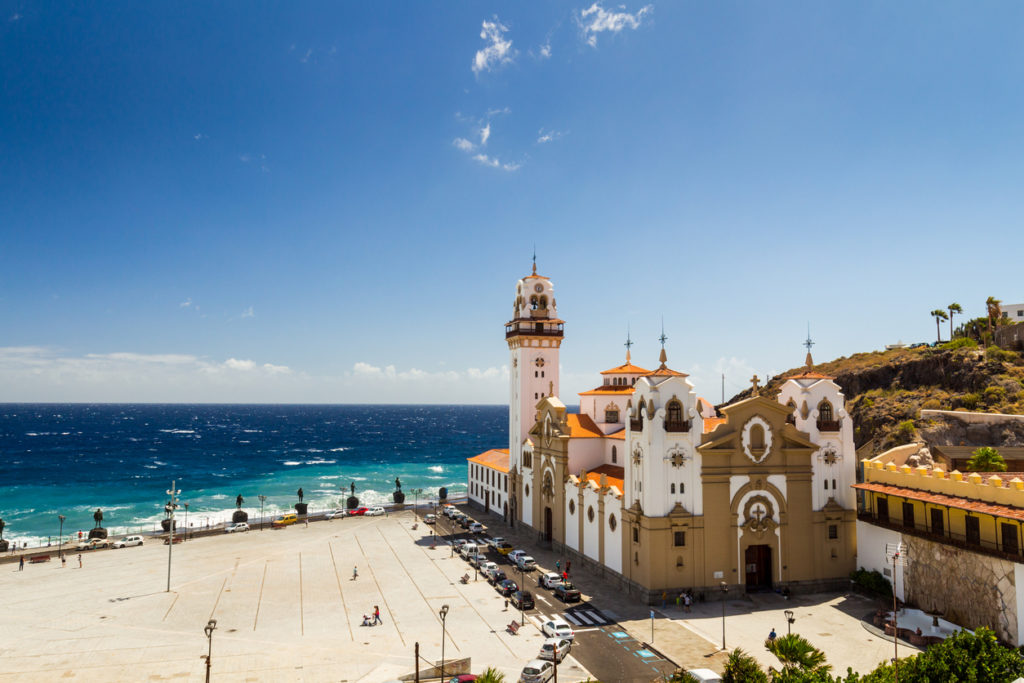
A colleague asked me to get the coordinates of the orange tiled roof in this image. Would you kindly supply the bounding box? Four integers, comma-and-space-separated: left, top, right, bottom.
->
468, 448, 510, 473
703, 417, 727, 433
645, 365, 688, 377
600, 362, 650, 375
786, 370, 835, 380
606, 428, 626, 440
854, 481, 1024, 522
582, 464, 625, 492
578, 385, 636, 396
567, 413, 604, 438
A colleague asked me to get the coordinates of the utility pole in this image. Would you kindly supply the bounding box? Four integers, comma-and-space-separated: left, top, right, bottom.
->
886, 542, 908, 683
166, 480, 180, 592
721, 373, 725, 404
414, 642, 419, 683
258, 495, 266, 531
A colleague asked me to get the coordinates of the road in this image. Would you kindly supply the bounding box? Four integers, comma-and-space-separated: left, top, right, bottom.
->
425, 506, 677, 683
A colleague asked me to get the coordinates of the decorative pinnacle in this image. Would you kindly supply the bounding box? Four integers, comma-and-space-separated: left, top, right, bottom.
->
658, 319, 668, 369
624, 326, 633, 363
532, 245, 537, 275
804, 324, 815, 369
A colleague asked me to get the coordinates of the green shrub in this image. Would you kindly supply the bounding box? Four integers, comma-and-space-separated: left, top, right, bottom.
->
983, 386, 1007, 405
851, 567, 892, 598
942, 337, 978, 350
896, 420, 916, 438
921, 398, 942, 410
959, 393, 981, 410
966, 446, 1007, 472
985, 345, 1018, 363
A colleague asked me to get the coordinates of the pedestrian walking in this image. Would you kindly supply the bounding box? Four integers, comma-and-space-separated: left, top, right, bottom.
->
77, 553, 82, 568
768, 628, 777, 642
61, 555, 67, 569
661, 591, 667, 608
19, 556, 24, 571
352, 565, 358, 580
566, 560, 571, 574
504, 599, 509, 611
684, 593, 692, 613
555, 560, 561, 572
373, 605, 382, 625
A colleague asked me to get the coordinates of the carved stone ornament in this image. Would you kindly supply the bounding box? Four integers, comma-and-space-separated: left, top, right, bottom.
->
817, 444, 840, 465
743, 495, 778, 537
632, 443, 643, 466
666, 444, 691, 468
741, 416, 774, 464
541, 470, 555, 500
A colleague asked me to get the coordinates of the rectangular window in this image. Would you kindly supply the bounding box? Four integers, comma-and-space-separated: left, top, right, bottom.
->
832, 478, 837, 490
902, 502, 915, 529
824, 480, 829, 490
1002, 523, 1019, 555
876, 497, 889, 523
966, 516, 981, 545
930, 508, 944, 535
828, 525, 838, 540
674, 531, 686, 547
633, 527, 639, 543
680, 483, 684, 493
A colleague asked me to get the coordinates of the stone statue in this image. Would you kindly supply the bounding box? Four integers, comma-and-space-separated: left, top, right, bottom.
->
0, 518, 5, 538
236, 494, 244, 509
93, 509, 103, 528
395, 477, 402, 491
297, 488, 304, 503
351, 481, 356, 496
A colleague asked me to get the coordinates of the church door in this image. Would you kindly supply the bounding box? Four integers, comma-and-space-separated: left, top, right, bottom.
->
744, 545, 772, 591
544, 507, 553, 543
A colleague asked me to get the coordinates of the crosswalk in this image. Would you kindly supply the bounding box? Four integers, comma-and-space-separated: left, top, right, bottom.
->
526, 606, 612, 630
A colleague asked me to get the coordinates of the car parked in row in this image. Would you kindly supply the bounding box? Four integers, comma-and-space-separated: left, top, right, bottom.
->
515, 555, 536, 571
347, 507, 368, 517
539, 637, 572, 662
496, 578, 518, 597
224, 522, 249, 533
519, 659, 554, 683
76, 538, 109, 551
495, 542, 514, 555
468, 553, 488, 568
510, 590, 534, 610
469, 522, 485, 534
487, 569, 507, 586
507, 550, 526, 565
325, 509, 347, 520
112, 535, 144, 548
273, 513, 298, 527
485, 536, 505, 549
553, 584, 581, 603
541, 617, 575, 641
424, 513, 437, 524
480, 561, 498, 576
537, 572, 563, 589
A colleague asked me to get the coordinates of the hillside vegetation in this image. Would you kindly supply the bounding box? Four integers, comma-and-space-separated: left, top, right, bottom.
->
727, 342, 1024, 455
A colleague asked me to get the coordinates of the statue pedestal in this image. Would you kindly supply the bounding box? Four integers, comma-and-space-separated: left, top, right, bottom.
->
346, 496, 359, 510
392, 490, 406, 505
160, 519, 177, 532
295, 503, 308, 516
88, 527, 108, 540
232, 510, 249, 523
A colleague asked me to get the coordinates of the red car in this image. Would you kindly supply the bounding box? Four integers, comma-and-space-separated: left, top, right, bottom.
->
347, 507, 368, 516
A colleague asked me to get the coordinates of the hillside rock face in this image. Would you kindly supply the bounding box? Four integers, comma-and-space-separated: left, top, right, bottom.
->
724, 346, 1024, 455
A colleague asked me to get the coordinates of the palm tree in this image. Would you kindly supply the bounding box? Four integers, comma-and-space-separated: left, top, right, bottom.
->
476, 667, 506, 683
966, 446, 1007, 472
986, 297, 1003, 334
723, 648, 768, 683
931, 309, 949, 343
766, 633, 830, 674
947, 302, 962, 340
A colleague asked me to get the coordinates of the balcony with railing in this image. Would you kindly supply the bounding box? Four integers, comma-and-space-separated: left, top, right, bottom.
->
664, 420, 691, 433
505, 321, 565, 339
817, 419, 841, 432
857, 511, 1022, 563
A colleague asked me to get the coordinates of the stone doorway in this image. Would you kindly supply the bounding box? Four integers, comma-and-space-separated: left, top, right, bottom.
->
544, 506, 553, 543
745, 544, 772, 591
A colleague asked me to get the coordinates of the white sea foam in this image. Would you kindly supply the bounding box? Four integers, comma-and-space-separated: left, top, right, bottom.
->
282, 461, 302, 466
329, 447, 348, 452
242, 429, 261, 433
159, 429, 196, 435
428, 465, 444, 473
304, 459, 336, 465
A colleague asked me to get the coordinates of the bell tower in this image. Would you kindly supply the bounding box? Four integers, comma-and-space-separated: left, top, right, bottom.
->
506, 258, 564, 500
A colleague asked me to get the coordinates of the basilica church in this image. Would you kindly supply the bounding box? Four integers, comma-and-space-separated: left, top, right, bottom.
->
468, 265, 858, 600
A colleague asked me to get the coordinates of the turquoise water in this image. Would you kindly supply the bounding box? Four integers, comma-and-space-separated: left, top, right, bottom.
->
0, 404, 506, 545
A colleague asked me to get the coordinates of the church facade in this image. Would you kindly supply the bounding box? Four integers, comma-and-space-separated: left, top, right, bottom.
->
470, 265, 858, 600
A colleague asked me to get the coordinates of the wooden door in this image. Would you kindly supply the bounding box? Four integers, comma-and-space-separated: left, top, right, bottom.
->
744, 545, 772, 591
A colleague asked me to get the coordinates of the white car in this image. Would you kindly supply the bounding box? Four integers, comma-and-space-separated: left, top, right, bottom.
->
516, 555, 537, 571
519, 658, 554, 683
541, 618, 575, 641
366, 506, 386, 517
469, 522, 485, 534
507, 550, 527, 564
480, 561, 499, 576
224, 522, 250, 533
539, 637, 572, 662
424, 514, 437, 524
538, 572, 562, 589
486, 536, 506, 548
112, 535, 144, 548
686, 670, 724, 683
325, 509, 347, 520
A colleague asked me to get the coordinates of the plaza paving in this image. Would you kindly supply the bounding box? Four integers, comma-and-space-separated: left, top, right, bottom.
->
0, 511, 590, 682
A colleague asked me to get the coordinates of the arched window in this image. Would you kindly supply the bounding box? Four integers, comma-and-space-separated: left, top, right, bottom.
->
530, 296, 539, 310
819, 400, 834, 422
817, 400, 839, 431
667, 400, 683, 423
750, 424, 765, 451
540, 296, 548, 308
611, 445, 618, 463
670, 483, 676, 494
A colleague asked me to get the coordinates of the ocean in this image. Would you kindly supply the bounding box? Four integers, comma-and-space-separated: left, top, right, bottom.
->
0, 404, 506, 546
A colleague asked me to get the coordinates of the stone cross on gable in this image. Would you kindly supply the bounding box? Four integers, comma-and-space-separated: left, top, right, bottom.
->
750, 375, 761, 395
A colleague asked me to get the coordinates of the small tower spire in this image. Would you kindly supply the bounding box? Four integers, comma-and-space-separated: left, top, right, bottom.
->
804, 324, 815, 369
624, 326, 633, 363
532, 245, 537, 275
658, 319, 668, 369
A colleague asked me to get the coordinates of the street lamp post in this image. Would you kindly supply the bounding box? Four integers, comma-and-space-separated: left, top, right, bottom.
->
439, 604, 450, 681
720, 581, 728, 650
183, 503, 189, 541
258, 495, 267, 531
518, 565, 525, 626
203, 618, 218, 683
784, 609, 795, 636
166, 480, 181, 592
58, 515, 65, 560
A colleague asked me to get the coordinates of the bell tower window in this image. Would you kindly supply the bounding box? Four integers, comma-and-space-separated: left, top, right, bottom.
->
665, 400, 689, 432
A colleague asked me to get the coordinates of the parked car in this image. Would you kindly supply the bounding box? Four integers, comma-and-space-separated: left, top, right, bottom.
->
507, 550, 526, 564
516, 555, 537, 571
325, 509, 347, 520
273, 513, 298, 527
443, 505, 458, 517
468, 553, 488, 568
488, 569, 507, 586
112, 535, 144, 548
469, 522, 485, 534
459, 542, 479, 558
224, 522, 249, 533
495, 542, 515, 555
366, 506, 386, 517
510, 590, 535, 610
347, 507, 368, 517
452, 539, 468, 552
519, 659, 554, 683
486, 536, 505, 549
537, 572, 562, 589
539, 637, 572, 662
162, 536, 184, 545
76, 538, 109, 551
541, 618, 575, 641
497, 579, 518, 597
553, 584, 582, 603
686, 670, 724, 683
459, 517, 474, 529
424, 514, 437, 524
480, 561, 498, 576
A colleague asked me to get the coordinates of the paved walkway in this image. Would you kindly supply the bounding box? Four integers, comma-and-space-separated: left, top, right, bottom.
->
0, 512, 591, 682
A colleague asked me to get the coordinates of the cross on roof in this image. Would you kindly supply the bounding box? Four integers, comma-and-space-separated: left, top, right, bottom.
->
624, 327, 633, 362
804, 325, 815, 354
750, 374, 760, 394
753, 504, 765, 522
531, 245, 537, 275
658, 318, 667, 349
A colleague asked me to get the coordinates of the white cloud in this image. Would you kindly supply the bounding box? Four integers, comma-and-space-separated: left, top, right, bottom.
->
9, 12, 21, 21
351, 361, 506, 384
578, 2, 652, 47
223, 358, 256, 371
539, 43, 552, 59
537, 129, 565, 144
486, 107, 511, 117
193, 133, 206, 141
472, 18, 516, 74
480, 123, 491, 146
179, 298, 193, 308
473, 154, 520, 172
300, 48, 313, 63
453, 137, 476, 152
241, 306, 255, 319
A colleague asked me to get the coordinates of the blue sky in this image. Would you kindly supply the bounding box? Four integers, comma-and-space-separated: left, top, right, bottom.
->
2, 2, 1023, 403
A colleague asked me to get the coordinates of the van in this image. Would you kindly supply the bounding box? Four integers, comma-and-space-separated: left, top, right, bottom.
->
685, 669, 723, 683
460, 542, 478, 557
273, 513, 298, 527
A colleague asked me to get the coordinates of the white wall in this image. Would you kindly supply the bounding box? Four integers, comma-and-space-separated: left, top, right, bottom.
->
1015, 563, 1024, 647
605, 503, 622, 574
522, 448, 534, 527
567, 438, 607, 477
856, 520, 905, 601
582, 486, 601, 562
564, 484, 580, 551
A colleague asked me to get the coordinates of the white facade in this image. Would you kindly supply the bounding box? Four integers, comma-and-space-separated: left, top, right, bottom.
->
1003, 303, 1024, 323
467, 456, 509, 517
778, 374, 857, 510
855, 520, 905, 601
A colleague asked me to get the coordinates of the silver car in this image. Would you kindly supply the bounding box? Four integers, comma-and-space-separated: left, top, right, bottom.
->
519, 658, 554, 683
